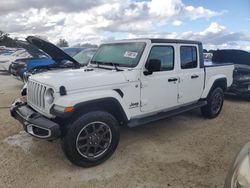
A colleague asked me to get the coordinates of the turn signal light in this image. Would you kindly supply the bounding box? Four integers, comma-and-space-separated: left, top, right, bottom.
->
64, 106, 74, 113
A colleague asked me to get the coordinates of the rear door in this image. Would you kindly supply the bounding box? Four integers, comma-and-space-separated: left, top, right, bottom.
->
177, 45, 204, 104
140, 44, 179, 112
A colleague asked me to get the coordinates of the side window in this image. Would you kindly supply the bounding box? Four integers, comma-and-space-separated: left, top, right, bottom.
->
147, 46, 174, 71
180, 46, 197, 69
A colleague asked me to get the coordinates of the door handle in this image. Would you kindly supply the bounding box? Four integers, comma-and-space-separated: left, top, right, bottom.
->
191, 75, 199, 79
168, 78, 178, 82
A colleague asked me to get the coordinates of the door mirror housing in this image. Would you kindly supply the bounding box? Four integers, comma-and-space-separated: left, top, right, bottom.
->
144, 59, 161, 75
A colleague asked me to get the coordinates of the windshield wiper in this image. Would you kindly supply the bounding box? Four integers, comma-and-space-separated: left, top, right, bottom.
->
91, 61, 123, 71
90, 60, 102, 67
106, 62, 123, 71
90, 60, 113, 70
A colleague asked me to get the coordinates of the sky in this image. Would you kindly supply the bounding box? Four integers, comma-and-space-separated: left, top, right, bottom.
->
0, 0, 249, 50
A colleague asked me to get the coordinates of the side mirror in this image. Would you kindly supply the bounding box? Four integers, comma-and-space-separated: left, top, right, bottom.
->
144, 59, 161, 75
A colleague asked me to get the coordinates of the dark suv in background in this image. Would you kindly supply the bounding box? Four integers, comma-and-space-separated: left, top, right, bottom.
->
212, 49, 250, 100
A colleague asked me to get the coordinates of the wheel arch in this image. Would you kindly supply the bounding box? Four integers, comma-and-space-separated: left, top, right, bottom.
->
201, 77, 227, 99
72, 97, 129, 126
212, 78, 227, 91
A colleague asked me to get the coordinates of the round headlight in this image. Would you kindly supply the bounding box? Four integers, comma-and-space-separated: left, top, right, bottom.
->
45, 88, 54, 104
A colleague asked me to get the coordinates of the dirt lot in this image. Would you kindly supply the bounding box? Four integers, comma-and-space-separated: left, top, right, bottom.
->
0, 71, 249, 188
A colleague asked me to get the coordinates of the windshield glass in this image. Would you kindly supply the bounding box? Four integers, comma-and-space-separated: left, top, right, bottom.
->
62, 48, 84, 57
91, 42, 146, 67
12, 50, 26, 56
73, 49, 96, 65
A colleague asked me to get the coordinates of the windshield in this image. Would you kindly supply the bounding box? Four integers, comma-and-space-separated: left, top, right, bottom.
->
91, 42, 146, 67
73, 49, 97, 65
12, 50, 26, 56
62, 48, 84, 57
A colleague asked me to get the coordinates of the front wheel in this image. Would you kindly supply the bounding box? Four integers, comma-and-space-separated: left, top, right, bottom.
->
201, 87, 224, 118
62, 111, 120, 167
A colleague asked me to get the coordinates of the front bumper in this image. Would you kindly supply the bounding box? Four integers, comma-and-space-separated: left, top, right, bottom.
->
10, 99, 61, 140
228, 82, 250, 99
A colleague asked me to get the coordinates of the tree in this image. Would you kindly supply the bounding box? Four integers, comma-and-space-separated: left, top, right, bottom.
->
208, 49, 216, 54
0, 30, 7, 40
203, 49, 208, 53
0, 30, 17, 47
57, 38, 69, 47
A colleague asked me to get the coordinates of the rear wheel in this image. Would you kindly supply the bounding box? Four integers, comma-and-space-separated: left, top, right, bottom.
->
201, 87, 224, 118
62, 111, 120, 167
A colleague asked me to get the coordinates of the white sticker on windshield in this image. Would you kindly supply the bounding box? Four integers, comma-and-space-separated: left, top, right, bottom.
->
124, 51, 138, 59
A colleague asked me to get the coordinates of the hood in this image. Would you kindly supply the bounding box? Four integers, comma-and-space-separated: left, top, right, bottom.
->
30, 68, 128, 92
26, 36, 81, 67
16, 40, 47, 58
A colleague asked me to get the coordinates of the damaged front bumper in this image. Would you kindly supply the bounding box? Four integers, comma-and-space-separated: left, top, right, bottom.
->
10, 99, 61, 140
227, 80, 250, 99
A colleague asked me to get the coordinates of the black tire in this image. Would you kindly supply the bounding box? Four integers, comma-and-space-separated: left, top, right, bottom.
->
62, 111, 120, 167
243, 95, 250, 101
201, 87, 224, 118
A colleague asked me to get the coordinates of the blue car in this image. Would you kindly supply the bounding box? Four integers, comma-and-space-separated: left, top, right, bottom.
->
10, 40, 84, 81
10, 57, 54, 79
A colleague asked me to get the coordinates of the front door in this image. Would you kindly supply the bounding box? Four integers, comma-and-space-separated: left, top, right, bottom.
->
140, 44, 179, 112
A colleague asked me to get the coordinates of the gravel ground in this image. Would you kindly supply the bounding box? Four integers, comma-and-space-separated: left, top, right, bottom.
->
0, 71, 249, 188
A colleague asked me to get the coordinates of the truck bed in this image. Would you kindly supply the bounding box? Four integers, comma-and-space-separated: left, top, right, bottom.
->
204, 61, 233, 67
201, 61, 234, 98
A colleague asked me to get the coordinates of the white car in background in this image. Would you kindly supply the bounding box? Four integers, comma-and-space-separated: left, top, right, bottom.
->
0, 46, 17, 55
0, 49, 31, 72
203, 52, 213, 61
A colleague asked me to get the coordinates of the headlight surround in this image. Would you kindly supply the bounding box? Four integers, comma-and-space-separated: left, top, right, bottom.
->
45, 88, 55, 104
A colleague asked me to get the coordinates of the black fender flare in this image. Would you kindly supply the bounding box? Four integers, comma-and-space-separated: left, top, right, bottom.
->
72, 97, 128, 125
207, 78, 227, 98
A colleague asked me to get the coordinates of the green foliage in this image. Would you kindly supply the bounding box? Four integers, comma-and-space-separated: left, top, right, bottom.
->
0, 30, 17, 47
208, 49, 216, 54
56, 38, 69, 47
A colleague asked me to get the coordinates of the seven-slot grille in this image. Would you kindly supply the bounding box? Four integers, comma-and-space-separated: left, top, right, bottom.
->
27, 80, 47, 109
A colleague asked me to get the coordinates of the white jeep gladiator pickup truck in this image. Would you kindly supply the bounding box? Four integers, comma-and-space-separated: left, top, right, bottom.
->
11, 36, 234, 167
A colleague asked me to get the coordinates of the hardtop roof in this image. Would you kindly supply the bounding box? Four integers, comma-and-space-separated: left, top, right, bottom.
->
109, 38, 202, 45
149, 38, 202, 45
